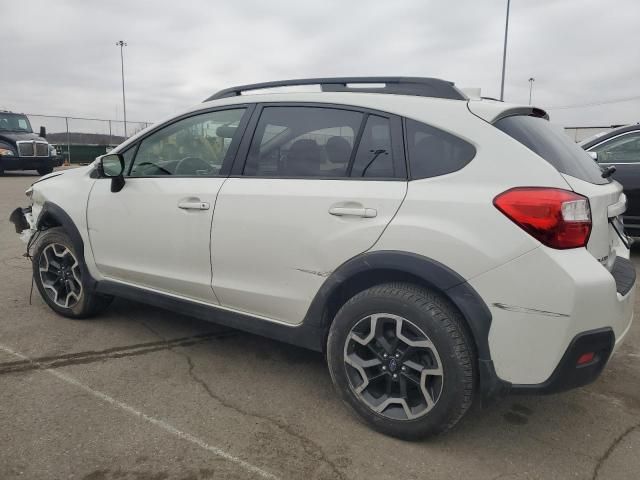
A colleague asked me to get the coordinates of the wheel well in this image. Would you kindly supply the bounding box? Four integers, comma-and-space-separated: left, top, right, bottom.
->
37, 211, 62, 230
321, 268, 479, 356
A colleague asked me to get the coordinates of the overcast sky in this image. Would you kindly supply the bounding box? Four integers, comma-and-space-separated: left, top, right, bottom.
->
2, 0, 639, 128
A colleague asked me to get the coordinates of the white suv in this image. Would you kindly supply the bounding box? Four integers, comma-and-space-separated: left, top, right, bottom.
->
10, 77, 635, 439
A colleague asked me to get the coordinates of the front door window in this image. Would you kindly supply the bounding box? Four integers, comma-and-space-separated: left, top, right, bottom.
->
129, 108, 246, 176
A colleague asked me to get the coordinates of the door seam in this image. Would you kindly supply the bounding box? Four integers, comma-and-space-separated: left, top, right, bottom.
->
366, 181, 409, 253
208, 177, 230, 304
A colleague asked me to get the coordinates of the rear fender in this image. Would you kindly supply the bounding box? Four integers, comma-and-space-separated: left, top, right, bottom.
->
304, 250, 509, 402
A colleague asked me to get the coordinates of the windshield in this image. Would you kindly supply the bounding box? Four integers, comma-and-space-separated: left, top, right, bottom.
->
495, 115, 609, 185
0, 113, 33, 133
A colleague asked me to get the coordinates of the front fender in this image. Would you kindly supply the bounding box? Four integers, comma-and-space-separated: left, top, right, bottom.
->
35, 201, 98, 291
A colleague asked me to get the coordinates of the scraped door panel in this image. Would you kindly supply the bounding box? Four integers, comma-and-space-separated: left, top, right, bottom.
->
211, 178, 406, 324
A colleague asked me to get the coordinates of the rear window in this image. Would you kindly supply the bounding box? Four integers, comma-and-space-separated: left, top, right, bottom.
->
495, 115, 608, 185
406, 119, 476, 179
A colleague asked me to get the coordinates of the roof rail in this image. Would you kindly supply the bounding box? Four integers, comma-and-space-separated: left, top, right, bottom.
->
204, 77, 467, 102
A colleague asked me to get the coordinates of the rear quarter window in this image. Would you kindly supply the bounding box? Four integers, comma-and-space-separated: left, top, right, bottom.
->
406, 119, 476, 179
495, 115, 608, 185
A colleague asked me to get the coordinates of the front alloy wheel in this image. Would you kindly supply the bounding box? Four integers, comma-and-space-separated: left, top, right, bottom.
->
32, 227, 113, 318
38, 243, 83, 308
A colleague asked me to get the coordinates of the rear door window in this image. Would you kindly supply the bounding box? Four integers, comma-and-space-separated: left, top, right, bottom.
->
495, 115, 608, 185
406, 119, 476, 179
243, 106, 362, 177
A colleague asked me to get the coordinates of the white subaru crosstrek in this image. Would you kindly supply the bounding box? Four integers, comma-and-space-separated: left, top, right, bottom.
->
10, 77, 635, 439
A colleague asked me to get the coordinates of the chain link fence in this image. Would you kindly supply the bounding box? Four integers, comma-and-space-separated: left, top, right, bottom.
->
26, 114, 152, 164
24, 112, 627, 164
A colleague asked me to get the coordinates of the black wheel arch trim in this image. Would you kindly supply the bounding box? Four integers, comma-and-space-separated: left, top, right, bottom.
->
304, 251, 491, 353
302, 250, 509, 403
35, 201, 98, 291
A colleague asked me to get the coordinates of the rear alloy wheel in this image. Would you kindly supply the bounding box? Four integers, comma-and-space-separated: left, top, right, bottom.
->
344, 313, 444, 421
33, 227, 112, 318
327, 283, 475, 439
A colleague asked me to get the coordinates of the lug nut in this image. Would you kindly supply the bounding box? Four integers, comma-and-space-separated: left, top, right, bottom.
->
383, 353, 388, 358
395, 353, 400, 359
401, 366, 406, 372
382, 366, 386, 371
392, 374, 398, 379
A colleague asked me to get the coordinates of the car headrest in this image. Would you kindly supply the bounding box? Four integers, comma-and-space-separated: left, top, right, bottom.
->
325, 136, 352, 165
287, 139, 322, 175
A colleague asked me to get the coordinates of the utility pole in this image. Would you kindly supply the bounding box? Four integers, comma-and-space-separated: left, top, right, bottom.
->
116, 40, 128, 137
528, 77, 535, 105
499, 0, 511, 101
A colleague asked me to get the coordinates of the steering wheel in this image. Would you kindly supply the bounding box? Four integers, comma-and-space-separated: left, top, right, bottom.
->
134, 161, 172, 175
174, 156, 212, 176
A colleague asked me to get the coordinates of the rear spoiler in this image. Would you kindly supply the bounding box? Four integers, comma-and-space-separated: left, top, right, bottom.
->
492, 106, 549, 122
467, 100, 549, 123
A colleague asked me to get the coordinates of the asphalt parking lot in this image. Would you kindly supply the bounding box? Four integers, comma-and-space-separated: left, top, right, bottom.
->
1, 169, 639, 480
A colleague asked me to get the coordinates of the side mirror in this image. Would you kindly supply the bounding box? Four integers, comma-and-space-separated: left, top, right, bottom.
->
39, 126, 47, 138
588, 151, 598, 162
99, 153, 126, 192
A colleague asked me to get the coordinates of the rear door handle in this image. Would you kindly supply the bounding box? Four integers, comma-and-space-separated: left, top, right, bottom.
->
178, 200, 210, 210
329, 206, 377, 218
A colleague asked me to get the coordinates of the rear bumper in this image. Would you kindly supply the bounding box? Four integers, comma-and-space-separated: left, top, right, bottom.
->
469, 246, 635, 387
510, 328, 615, 394
611, 256, 636, 296
0, 156, 63, 171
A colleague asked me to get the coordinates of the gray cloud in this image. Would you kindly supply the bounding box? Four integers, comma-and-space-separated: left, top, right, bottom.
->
1, 0, 638, 127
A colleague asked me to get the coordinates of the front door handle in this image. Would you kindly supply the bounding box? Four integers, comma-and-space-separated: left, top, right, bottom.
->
329, 206, 377, 218
178, 200, 210, 210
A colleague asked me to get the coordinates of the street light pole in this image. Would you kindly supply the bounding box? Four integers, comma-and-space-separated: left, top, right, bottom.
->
499, 0, 511, 101
528, 77, 535, 105
116, 40, 128, 137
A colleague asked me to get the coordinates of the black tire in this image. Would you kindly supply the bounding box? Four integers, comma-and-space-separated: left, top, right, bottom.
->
327, 282, 475, 440
32, 227, 112, 319
37, 167, 53, 175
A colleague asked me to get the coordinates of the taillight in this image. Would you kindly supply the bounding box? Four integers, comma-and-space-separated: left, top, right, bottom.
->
494, 187, 591, 249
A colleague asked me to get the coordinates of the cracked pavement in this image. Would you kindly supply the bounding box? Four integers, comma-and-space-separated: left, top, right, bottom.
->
1, 170, 639, 479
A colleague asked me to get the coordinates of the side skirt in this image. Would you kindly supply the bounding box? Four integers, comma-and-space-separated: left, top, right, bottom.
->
95, 281, 325, 352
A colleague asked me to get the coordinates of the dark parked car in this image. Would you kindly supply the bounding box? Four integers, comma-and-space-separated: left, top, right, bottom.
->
581, 124, 640, 236
0, 110, 63, 175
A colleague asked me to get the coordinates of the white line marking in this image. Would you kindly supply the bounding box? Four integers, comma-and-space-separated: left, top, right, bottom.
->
0, 343, 280, 480
620, 353, 640, 359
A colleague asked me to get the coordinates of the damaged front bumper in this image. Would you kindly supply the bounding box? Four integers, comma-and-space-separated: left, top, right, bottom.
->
9, 206, 36, 243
